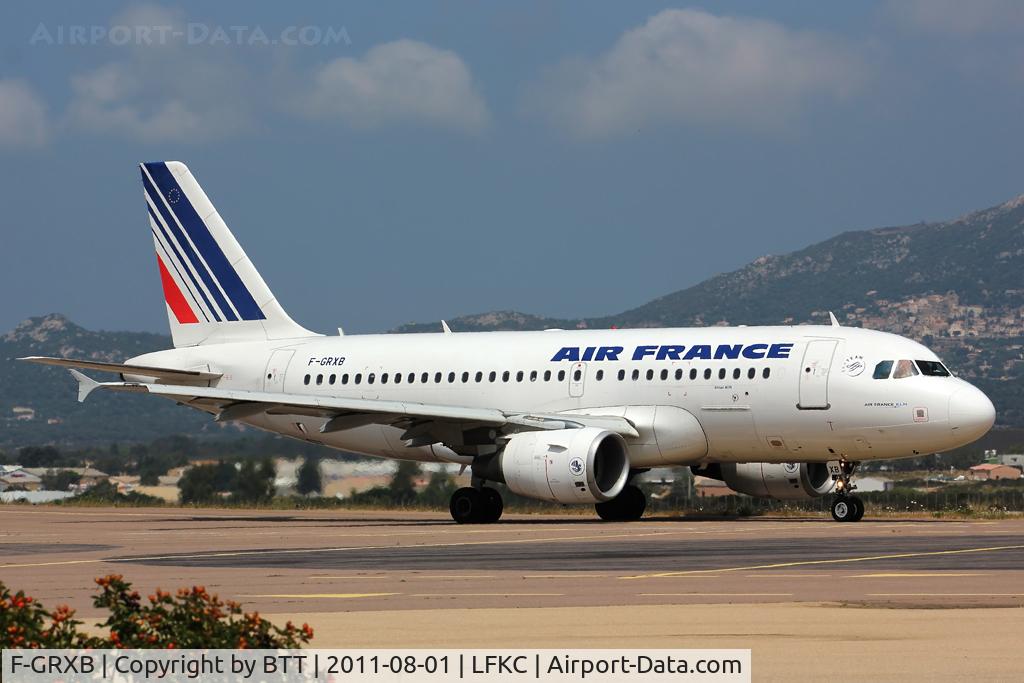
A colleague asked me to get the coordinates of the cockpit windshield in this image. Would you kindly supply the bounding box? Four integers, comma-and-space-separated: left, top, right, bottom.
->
916, 360, 951, 377
873, 359, 951, 379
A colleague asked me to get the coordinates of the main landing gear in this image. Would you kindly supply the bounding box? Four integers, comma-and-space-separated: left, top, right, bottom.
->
449, 485, 503, 524
830, 461, 864, 522
595, 484, 647, 521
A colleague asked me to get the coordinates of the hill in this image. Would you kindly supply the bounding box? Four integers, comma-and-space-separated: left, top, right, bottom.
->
397, 195, 1024, 427
1, 315, 215, 447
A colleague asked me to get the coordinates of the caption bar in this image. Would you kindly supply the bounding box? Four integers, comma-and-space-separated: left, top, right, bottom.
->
2, 649, 750, 682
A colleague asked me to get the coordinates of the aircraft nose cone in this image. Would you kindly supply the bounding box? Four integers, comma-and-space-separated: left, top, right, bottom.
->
948, 386, 996, 444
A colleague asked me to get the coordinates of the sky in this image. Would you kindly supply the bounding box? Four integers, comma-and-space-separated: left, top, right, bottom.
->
1, 1, 1023, 335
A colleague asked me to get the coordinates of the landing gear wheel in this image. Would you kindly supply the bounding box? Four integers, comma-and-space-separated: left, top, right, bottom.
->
831, 496, 856, 522
595, 485, 647, 521
849, 495, 865, 522
479, 486, 504, 524
450, 487, 482, 524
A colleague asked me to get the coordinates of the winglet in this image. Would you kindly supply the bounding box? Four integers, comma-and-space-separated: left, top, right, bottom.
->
441, 320, 452, 334
68, 369, 100, 403
828, 311, 841, 327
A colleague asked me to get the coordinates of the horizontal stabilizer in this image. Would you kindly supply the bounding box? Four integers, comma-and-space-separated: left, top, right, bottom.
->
67, 369, 100, 403
18, 356, 222, 382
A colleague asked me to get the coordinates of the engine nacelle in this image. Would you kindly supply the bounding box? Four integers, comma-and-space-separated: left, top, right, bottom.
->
696, 462, 835, 500
475, 428, 630, 504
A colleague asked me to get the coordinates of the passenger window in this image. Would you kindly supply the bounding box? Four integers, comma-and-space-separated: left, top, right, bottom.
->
596, 369, 604, 381
916, 360, 951, 377
381, 373, 389, 384
530, 370, 537, 382
329, 374, 336, 385
355, 373, 362, 385
367, 373, 375, 384
544, 370, 551, 381
462, 371, 469, 383
475, 371, 483, 383
342, 373, 349, 385
516, 371, 524, 382
675, 369, 683, 380
690, 368, 697, 380
573, 369, 582, 381
747, 368, 755, 380
502, 371, 510, 382
316, 374, 323, 385
558, 370, 566, 381
873, 360, 893, 379
704, 368, 712, 380
394, 373, 401, 384
718, 368, 726, 380
421, 372, 429, 383
434, 372, 442, 383
618, 369, 626, 381
661, 369, 669, 381
408, 372, 415, 383
646, 369, 654, 380
763, 367, 771, 379
733, 368, 741, 380
632, 369, 640, 381
893, 359, 919, 379
489, 371, 497, 382
303, 374, 310, 385
448, 372, 456, 383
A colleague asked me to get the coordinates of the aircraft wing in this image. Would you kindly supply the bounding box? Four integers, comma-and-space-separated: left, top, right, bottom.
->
20, 356, 222, 382
65, 372, 640, 441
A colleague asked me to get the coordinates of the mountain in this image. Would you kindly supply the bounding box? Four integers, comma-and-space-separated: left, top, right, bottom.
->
1, 315, 214, 448
398, 195, 1024, 428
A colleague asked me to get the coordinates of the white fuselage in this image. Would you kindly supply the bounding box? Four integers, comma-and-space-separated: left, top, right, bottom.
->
128, 324, 995, 469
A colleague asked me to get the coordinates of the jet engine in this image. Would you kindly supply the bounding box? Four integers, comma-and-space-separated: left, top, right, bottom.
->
694, 462, 835, 500
472, 427, 630, 504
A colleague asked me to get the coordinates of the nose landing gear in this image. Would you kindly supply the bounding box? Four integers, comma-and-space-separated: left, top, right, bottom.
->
830, 461, 864, 522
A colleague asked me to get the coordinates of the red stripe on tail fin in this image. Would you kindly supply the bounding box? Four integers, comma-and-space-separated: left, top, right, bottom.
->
156, 254, 199, 324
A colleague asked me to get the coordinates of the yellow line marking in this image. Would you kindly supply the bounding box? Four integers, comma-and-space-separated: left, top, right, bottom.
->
621, 544, 1024, 580
411, 589, 565, 593
0, 529, 681, 570
638, 589, 790, 593
741, 573, 832, 578
520, 574, 610, 579
241, 593, 399, 599
853, 572, 986, 578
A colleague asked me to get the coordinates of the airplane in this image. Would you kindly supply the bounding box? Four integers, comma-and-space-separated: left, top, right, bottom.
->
22, 161, 996, 524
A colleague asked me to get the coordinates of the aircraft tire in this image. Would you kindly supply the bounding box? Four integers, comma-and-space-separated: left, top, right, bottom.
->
450, 487, 482, 524
830, 496, 856, 522
479, 486, 504, 523
849, 495, 865, 522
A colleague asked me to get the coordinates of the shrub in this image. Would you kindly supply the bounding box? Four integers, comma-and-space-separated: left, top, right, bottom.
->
0, 575, 313, 649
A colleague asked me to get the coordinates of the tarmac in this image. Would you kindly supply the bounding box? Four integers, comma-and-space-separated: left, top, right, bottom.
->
3, 506, 1024, 680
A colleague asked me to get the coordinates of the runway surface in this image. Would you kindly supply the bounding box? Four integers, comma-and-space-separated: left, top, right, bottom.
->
3, 506, 1024, 614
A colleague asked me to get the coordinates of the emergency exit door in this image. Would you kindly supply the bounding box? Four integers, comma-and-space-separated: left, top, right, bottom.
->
798, 340, 837, 409
569, 362, 586, 397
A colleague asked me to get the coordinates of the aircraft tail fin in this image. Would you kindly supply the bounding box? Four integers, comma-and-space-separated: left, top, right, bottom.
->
140, 161, 317, 347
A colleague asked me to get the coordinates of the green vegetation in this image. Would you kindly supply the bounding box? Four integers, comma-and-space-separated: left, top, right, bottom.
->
0, 575, 313, 648
295, 455, 322, 496
177, 458, 275, 505
39, 468, 81, 491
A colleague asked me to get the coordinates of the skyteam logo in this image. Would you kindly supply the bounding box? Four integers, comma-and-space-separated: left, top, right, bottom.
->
568, 457, 586, 477
551, 343, 794, 362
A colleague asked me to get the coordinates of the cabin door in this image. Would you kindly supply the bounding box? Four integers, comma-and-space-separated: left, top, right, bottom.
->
798, 340, 838, 409
569, 362, 586, 397
264, 350, 294, 392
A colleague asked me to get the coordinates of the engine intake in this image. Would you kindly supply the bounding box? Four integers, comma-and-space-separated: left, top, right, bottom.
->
695, 462, 835, 500
474, 428, 630, 504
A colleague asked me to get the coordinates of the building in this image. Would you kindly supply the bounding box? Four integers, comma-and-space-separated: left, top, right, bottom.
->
968, 464, 1022, 481
854, 476, 894, 493
0, 468, 43, 492
22, 467, 109, 489
998, 454, 1024, 470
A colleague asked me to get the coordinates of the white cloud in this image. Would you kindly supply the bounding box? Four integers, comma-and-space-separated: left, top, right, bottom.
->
886, 0, 1024, 36
526, 9, 868, 138
302, 40, 489, 133
0, 80, 49, 148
